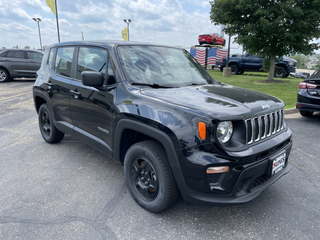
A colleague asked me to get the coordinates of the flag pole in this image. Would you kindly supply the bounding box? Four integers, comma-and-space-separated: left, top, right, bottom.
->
55, 0, 60, 42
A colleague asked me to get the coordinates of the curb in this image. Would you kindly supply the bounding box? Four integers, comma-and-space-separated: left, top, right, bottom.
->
284, 107, 298, 115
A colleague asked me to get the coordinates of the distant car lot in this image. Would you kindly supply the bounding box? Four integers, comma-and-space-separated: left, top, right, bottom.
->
0, 81, 320, 240
0, 49, 43, 82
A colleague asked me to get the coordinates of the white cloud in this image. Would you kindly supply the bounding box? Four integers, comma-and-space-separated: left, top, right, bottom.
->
13, 8, 32, 20
0, 0, 232, 51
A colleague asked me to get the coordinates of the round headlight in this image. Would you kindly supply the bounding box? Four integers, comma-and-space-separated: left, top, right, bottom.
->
216, 121, 233, 143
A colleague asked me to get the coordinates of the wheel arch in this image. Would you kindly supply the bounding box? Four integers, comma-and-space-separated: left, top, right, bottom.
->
33, 88, 51, 113
114, 119, 179, 165
276, 63, 290, 72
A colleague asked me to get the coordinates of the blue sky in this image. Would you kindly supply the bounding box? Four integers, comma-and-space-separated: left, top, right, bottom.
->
0, 0, 241, 52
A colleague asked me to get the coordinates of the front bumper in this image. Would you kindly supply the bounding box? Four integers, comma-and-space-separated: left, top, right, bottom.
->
175, 129, 292, 205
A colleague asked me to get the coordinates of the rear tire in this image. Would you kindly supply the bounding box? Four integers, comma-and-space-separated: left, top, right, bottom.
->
124, 140, 179, 213
299, 110, 314, 117
38, 104, 64, 143
0, 68, 10, 82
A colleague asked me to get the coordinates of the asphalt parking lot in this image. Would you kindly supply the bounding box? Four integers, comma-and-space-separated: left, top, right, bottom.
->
1, 80, 319, 240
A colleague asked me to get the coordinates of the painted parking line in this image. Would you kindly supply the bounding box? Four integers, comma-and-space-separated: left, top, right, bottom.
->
0, 92, 30, 101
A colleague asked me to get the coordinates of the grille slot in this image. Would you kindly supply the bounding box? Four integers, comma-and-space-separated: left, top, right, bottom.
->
245, 110, 284, 145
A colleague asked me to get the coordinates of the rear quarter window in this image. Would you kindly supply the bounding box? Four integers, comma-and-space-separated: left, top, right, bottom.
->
47, 48, 56, 70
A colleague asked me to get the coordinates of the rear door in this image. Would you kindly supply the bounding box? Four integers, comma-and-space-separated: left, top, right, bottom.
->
243, 54, 264, 71
26, 51, 43, 77
46, 46, 75, 135
69, 46, 117, 156
5, 50, 30, 77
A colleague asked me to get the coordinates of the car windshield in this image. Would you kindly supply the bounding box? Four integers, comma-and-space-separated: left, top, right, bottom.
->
309, 68, 320, 79
118, 45, 212, 87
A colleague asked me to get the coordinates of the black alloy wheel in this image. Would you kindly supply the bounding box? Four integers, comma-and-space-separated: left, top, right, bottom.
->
124, 140, 179, 213
38, 104, 64, 143
274, 67, 287, 78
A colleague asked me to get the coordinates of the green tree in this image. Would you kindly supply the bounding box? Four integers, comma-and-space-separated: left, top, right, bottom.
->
210, 0, 320, 81
24, 46, 30, 49
289, 55, 309, 69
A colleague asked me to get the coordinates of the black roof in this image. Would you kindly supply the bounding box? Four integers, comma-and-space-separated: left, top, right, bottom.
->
49, 40, 176, 49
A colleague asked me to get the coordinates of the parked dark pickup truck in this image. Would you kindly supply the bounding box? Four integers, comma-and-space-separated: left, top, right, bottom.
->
220, 53, 297, 78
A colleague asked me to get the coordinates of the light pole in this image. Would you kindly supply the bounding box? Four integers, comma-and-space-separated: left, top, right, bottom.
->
32, 18, 42, 50
123, 19, 131, 41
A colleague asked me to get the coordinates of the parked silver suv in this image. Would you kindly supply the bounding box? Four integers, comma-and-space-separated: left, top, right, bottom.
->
0, 49, 43, 82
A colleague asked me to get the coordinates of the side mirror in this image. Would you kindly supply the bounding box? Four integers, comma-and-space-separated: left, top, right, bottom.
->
81, 71, 103, 87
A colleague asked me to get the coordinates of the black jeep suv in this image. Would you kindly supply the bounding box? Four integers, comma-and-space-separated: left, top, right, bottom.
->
33, 41, 292, 213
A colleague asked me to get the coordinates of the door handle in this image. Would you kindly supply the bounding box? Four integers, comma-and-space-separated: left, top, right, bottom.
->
70, 90, 81, 99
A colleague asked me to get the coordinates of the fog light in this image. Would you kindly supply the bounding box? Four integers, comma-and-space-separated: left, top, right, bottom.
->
206, 166, 229, 174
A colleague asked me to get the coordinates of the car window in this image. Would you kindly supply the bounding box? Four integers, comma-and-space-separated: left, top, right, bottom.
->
54, 47, 74, 78
7, 51, 25, 59
0, 51, 7, 57
76, 47, 107, 82
309, 68, 320, 79
48, 48, 56, 70
27, 52, 43, 62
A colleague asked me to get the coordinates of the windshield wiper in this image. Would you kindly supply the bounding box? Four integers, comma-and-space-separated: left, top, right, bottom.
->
187, 82, 206, 86
131, 82, 172, 88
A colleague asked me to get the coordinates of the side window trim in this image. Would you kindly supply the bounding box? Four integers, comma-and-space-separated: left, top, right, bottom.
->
71, 46, 78, 79
48, 48, 57, 70
106, 56, 117, 86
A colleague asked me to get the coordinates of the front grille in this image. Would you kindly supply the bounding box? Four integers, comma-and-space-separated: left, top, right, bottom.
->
245, 110, 284, 144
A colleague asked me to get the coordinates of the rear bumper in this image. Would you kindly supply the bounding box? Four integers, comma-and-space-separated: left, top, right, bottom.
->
297, 90, 320, 112
296, 102, 320, 113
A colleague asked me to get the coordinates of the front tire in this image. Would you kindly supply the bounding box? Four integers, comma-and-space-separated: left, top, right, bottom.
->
0, 68, 10, 82
124, 140, 179, 213
38, 104, 64, 143
274, 67, 287, 78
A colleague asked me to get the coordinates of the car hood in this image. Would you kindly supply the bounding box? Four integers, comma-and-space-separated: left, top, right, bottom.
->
140, 84, 283, 119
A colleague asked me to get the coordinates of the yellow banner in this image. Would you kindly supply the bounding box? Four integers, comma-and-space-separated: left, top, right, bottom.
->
122, 27, 128, 41
46, 0, 56, 15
